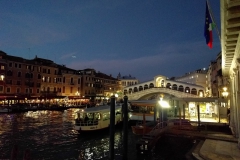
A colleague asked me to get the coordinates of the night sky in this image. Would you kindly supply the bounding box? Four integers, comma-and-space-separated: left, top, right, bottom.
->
0, 0, 221, 82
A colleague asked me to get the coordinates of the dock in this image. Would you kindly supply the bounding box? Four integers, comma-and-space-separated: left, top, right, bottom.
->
136, 120, 237, 156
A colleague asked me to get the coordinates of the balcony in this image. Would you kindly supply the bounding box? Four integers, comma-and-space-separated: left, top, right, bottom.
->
69, 82, 74, 85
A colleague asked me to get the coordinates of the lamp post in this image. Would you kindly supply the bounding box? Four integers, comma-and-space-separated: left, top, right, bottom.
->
158, 97, 170, 127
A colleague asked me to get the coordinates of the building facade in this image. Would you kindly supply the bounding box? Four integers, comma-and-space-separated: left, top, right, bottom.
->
117, 73, 139, 87
221, 0, 240, 147
175, 68, 208, 95
79, 69, 122, 102
0, 51, 81, 104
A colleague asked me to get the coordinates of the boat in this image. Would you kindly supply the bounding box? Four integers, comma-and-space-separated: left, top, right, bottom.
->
74, 103, 123, 133
131, 112, 156, 135
0, 107, 12, 113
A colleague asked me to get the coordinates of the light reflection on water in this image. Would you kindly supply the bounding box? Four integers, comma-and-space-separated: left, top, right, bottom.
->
0, 109, 139, 160
0, 109, 194, 160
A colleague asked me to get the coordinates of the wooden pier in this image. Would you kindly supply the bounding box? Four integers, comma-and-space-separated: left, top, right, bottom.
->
136, 120, 199, 155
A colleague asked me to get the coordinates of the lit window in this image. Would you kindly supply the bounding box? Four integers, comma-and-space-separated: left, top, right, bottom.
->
1, 65, 5, 70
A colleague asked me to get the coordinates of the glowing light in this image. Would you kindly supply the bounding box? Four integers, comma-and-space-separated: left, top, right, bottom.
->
222, 87, 229, 98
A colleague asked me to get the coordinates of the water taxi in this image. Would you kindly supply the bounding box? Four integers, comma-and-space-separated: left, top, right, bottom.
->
0, 107, 12, 113
74, 103, 123, 133
131, 113, 157, 135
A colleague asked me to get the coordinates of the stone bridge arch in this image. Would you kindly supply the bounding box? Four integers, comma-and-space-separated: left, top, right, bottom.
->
127, 87, 199, 100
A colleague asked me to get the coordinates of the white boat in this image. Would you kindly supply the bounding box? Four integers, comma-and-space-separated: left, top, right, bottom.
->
0, 107, 11, 113
74, 103, 123, 133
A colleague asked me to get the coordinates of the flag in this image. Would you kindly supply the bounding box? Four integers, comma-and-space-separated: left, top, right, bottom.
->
204, 2, 213, 48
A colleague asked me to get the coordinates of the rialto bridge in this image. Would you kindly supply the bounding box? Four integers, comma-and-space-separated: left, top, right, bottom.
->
123, 75, 205, 100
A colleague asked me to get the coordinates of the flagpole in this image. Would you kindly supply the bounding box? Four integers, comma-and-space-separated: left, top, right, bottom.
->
206, 0, 221, 42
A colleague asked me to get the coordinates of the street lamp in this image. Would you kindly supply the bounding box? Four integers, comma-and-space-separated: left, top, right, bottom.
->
158, 97, 170, 127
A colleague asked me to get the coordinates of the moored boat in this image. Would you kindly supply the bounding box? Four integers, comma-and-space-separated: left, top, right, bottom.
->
74, 103, 123, 133
131, 112, 156, 135
0, 107, 12, 113
131, 123, 154, 135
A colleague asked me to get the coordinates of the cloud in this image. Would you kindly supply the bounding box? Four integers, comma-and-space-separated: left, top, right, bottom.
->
60, 52, 78, 60
66, 41, 219, 82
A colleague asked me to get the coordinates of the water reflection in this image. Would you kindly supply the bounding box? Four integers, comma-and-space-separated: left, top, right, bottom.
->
0, 109, 194, 160
0, 109, 137, 160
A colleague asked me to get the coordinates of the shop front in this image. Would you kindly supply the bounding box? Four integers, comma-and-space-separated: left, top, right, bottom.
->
182, 98, 228, 124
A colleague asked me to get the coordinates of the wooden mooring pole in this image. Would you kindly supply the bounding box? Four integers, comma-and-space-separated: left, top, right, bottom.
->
123, 96, 128, 160
109, 95, 115, 160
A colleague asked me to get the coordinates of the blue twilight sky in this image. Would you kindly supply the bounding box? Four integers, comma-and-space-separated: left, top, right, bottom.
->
0, 0, 221, 82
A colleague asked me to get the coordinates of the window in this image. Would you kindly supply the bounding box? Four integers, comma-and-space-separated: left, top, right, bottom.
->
15, 63, 18, 68
37, 89, 40, 93
1, 65, 5, 70
42, 76, 45, 82
0, 86, 3, 92
25, 73, 30, 78
103, 113, 110, 121
17, 81, 21, 85
47, 77, 50, 82
9, 63, 12, 67
63, 86, 65, 93
7, 70, 12, 76
18, 64, 21, 68
18, 72, 21, 77
16, 88, 20, 93
6, 87, 10, 93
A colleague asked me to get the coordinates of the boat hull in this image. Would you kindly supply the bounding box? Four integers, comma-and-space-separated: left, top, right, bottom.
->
131, 125, 153, 135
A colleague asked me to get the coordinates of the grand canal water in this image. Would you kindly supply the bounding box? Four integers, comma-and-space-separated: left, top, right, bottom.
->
0, 109, 195, 160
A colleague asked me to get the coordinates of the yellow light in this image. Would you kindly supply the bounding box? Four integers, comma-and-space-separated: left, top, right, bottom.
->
222, 87, 229, 98
158, 100, 170, 108
0, 75, 4, 80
